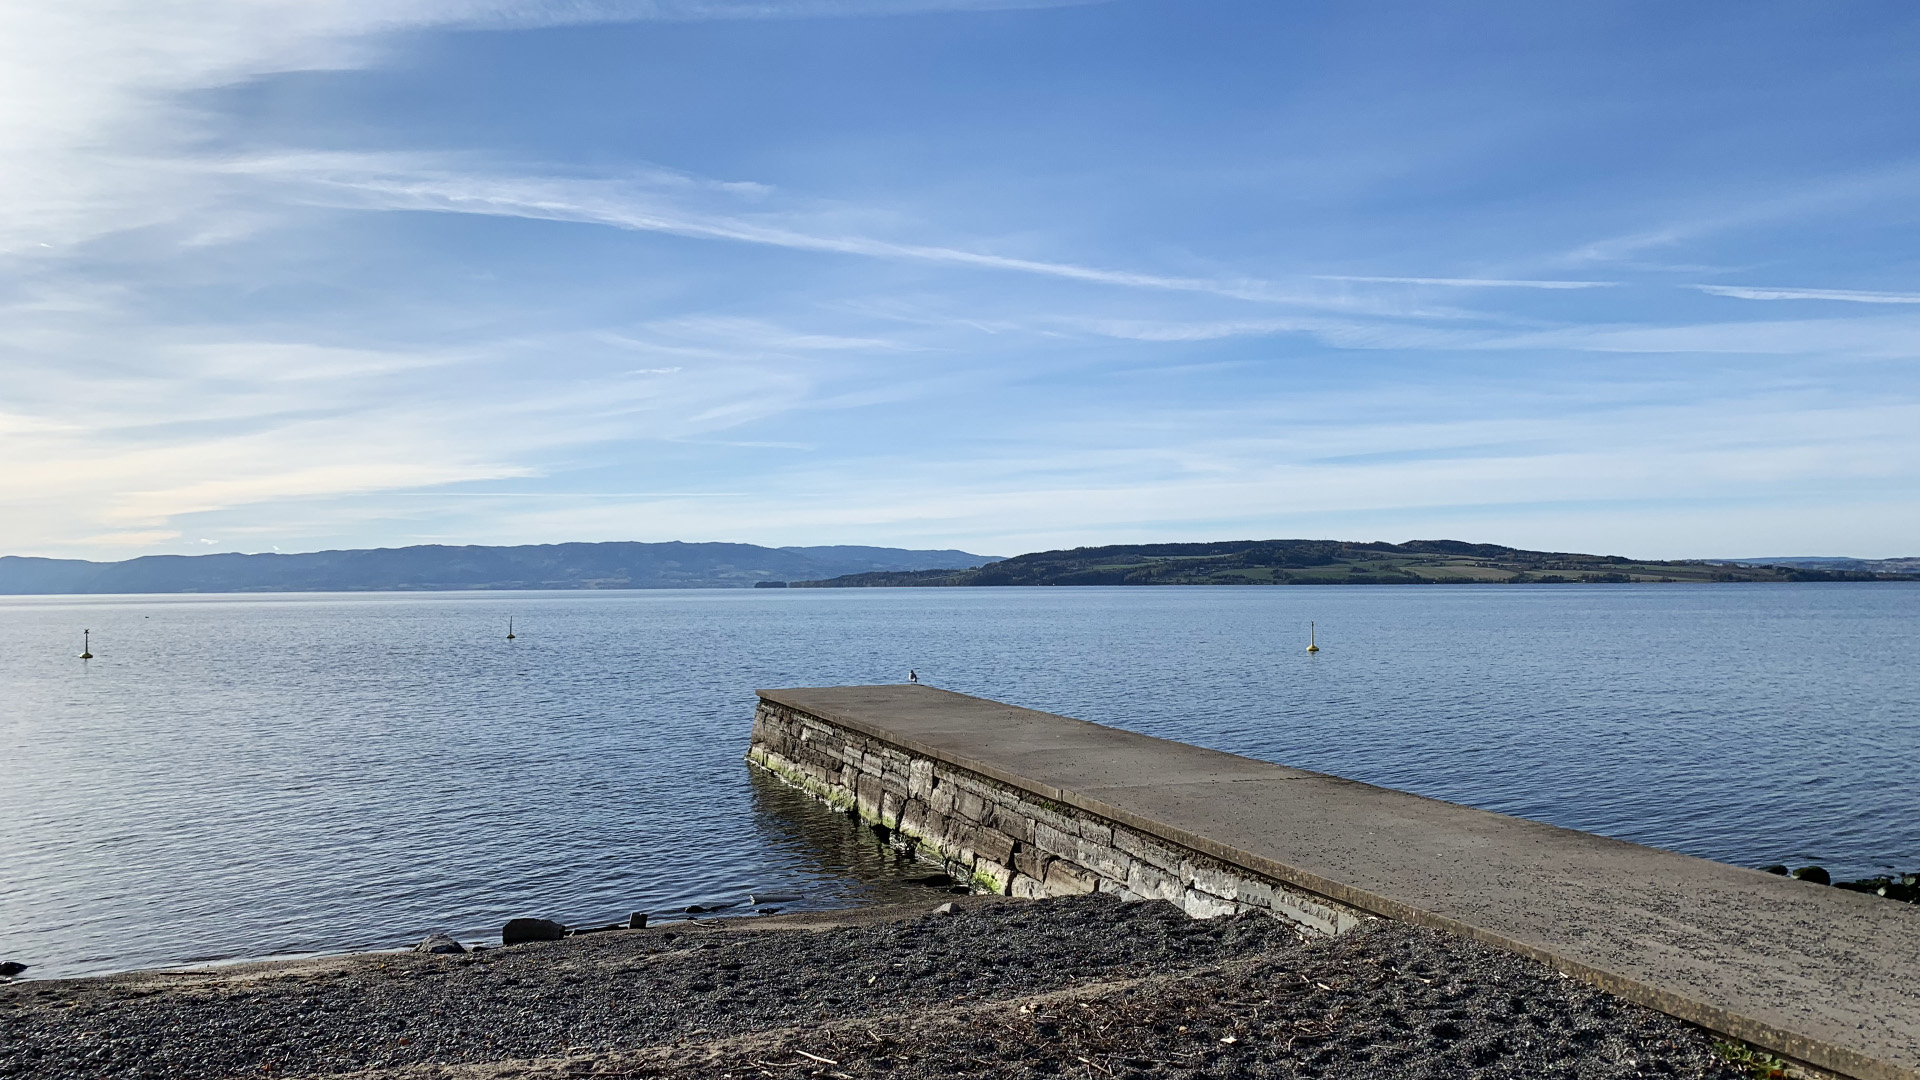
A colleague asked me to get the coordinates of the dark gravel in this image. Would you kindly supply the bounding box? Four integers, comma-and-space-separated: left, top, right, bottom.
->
0, 895, 1744, 1080
618, 919, 1749, 1080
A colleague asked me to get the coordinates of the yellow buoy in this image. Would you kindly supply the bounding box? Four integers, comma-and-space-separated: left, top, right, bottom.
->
79, 628, 93, 659
506, 617, 516, 641
1306, 621, 1319, 653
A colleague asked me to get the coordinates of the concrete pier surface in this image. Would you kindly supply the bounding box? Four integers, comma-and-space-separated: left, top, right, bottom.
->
758, 684, 1920, 1080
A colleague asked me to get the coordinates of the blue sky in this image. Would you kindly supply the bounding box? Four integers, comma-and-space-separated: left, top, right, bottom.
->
3, 1, 1917, 560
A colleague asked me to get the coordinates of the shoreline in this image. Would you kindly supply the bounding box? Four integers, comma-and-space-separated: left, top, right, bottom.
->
0, 894, 1751, 1080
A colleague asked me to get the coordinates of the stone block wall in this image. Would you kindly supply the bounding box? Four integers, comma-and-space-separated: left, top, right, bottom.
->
748, 697, 1369, 936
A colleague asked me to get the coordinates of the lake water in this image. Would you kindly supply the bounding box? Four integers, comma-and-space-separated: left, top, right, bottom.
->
2, 584, 1916, 979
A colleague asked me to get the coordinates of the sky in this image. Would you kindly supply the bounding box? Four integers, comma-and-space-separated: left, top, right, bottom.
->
3, 1, 1917, 561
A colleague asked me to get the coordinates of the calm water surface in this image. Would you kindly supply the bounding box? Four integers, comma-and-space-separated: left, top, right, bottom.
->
2, 584, 1915, 978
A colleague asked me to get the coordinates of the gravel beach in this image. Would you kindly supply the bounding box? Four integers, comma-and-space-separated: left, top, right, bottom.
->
1, 894, 1744, 1080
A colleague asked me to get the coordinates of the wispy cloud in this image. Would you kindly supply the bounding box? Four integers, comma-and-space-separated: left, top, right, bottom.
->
1317, 275, 1616, 290
472, 389, 1920, 557
0, 0, 1076, 256
359, 489, 751, 497
459, 0, 1098, 23
1692, 284, 1920, 304
1558, 163, 1920, 269
636, 316, 914, 352
1074, 310, 1920, 361
241, 155, 1454, 314
0, 310, 866, 554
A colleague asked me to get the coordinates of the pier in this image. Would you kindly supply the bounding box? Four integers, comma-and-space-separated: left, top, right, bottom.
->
749, 684, 1920, 1080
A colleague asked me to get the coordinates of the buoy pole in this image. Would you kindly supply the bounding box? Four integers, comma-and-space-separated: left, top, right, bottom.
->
506, 617, 516, 641
1306, 621, 1319, 653
80, 629, 93, 660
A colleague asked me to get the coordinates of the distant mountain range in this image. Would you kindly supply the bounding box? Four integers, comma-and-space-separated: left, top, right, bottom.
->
791, 539, 1920, 587
0, 542, 1000, 594
6, 538, 1913, 595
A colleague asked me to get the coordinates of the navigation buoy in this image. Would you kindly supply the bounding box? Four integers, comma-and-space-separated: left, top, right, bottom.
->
506, 617, 516, 641
79, 629, 93, 660
1306, 621, 1319, 653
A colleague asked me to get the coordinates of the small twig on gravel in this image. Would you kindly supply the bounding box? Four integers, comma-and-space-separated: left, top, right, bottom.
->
793, 1050, 839, 1065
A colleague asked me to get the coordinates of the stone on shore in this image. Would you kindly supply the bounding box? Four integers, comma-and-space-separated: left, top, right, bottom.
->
0, 961, 26, 978
413, 933, 465, 955
1792, 865, 1831, 885
627, 912, 648, 929
1834, 871, 1920, 903
501, 917, 566, 944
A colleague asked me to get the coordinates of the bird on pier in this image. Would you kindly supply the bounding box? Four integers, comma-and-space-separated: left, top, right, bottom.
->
908, 669, 919, 684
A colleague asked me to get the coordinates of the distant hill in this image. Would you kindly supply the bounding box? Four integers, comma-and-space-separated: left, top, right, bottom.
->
1718, 556, 1920, 575
792, 539, 1920, 587
0, 542, 999, 594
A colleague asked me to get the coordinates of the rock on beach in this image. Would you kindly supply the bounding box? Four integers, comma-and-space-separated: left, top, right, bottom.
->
500, 917, 565, 944
413, 933, 465, 955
